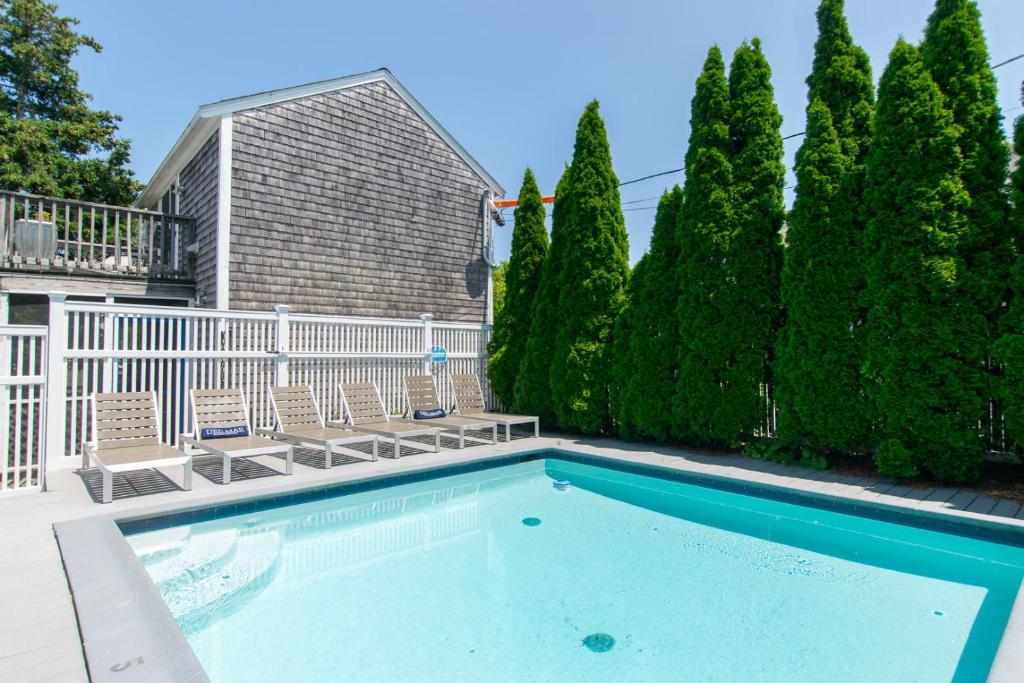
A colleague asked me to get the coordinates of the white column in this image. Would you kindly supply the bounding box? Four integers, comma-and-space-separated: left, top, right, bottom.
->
420, 313, 433, 376
215, 114, 233, 310
0, 292, 9, 485
102, 294, 114, 393
45, 292, 67, 471
275, 304, 290, 387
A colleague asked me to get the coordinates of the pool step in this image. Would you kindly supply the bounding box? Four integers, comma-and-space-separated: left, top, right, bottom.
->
162, 530, 282, 633
127, 526, 193, 565
143, 529, 239, 589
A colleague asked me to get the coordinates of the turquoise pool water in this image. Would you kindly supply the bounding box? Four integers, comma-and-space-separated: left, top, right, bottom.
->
125, 457, 1024, 682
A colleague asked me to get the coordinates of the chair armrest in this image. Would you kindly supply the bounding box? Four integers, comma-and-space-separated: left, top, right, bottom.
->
254, 427, 279, 438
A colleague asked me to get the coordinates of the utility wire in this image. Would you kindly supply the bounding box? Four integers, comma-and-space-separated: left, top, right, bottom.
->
992, 53, 1024, 69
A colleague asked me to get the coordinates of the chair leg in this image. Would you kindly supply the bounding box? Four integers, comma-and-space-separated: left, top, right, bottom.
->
394, 436, 401, 459
434, 431, 440, 453
459, 428, 465, 449
285, 446, 294, 475
534, 420, 539, 438
325, 442, 333, 469
183, 459, 193, 492
223, 456, 232, 485
101, 470, 113, 504
506, 424, 512, 442
371, 437, 378, 462
492, 424, 497, 444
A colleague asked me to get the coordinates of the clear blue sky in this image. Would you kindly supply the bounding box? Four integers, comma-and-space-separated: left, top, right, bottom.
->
60, 0, 1024, 264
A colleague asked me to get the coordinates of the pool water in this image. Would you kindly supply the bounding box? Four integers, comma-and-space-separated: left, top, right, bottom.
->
125, 457, 1024, 682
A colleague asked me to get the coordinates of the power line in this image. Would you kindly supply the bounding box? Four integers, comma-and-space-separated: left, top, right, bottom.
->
993, 53, 1024, 69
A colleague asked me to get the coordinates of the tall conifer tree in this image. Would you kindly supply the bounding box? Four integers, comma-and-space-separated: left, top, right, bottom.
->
513, 169, 571, 422
550, 101, 630, 434
723, 39, 785, 440
674, 46, 735, 443
610, 187, 683, 440
863, 40, 984, 481
775, 0, 873, 452
922, 0, 1011, 336
488, 168, 548, 406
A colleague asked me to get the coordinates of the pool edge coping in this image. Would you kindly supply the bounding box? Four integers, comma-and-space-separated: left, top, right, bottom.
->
55, 444, 1024, 682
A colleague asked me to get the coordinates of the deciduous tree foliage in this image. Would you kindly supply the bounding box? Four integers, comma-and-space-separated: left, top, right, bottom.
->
488, 169, 548, 406
0, 0, 140, 204
610, 187, 683, 441
921, 0, 1011, 344
513, 168, 571, 423
673, 46, 736, 444
717, 39, 785, 443
549, 101, 630, 434
993, 103, 1024, 443
863, 40, 984, 481
775, 0, 873, 452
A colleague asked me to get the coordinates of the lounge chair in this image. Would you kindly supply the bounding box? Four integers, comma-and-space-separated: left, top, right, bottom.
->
179, 388, 293, 484
338, 382, 441, 458
448, 374, 539, 441
403, 374, 497, 448
256, 385, 379, 466
85, 391, 193, 504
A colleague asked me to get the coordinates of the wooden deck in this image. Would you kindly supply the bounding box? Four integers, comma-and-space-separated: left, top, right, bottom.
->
1, 433, 1021, 681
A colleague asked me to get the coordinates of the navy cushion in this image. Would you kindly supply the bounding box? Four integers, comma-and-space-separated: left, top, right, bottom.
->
413, 408, 446, 420
200, 425, 249, 439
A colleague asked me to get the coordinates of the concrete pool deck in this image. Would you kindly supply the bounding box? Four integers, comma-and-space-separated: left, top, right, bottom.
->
3, 433, 1024, 682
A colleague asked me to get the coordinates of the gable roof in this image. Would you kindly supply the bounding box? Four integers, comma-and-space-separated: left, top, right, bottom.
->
137, 67, 504, 208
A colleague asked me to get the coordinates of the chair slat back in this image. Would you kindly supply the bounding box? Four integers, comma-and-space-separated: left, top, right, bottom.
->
270, 385, 323, 430
450, 374, 486, 413
190, 388, 251, 438
92, 391, 161, 451
339, 382, 388, 425
404, 374, 441, 413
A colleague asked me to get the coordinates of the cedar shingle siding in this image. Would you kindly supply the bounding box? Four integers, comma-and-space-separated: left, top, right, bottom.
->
177, 131, 219, 305
229, 81, 489, 322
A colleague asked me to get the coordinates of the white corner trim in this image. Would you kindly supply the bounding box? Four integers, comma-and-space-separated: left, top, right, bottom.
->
216, 114, 233, 310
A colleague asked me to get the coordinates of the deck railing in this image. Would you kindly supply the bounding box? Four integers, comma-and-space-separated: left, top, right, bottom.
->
0, 325, 47, 494
0, 190, 195, 278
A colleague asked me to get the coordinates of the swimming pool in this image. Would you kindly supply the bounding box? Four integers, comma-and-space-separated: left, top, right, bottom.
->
124, 455, 1024, 682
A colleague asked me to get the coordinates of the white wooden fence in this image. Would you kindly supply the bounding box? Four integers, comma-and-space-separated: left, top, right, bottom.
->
46, 295, 494, 469
0, 325, 47, 493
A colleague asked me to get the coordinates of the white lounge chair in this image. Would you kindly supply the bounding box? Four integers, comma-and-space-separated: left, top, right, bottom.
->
257, 385, 379, 466
338, 382, 440, 458
179, 388, 293, 484
449, 373, 539, 441
84, 391, 192, 504
403, 374, 497, 448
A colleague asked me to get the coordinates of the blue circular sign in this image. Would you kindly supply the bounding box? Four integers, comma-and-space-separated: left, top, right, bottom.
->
430, 345, 447, 363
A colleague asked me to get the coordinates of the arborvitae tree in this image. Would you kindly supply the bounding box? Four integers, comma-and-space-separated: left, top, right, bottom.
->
775, 0, 874, 452
513, 168, 570, 422
922, 0, 1011, 344
863, 40, 984, 481
610, 187, 684, 441
723, 39, 785, 440
549, 101, 630, 434
674, 46, 735, 443
993, 104, 1024, 443
488, 169, 548, 406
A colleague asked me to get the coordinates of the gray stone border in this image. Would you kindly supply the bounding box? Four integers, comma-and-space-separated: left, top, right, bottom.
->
54, 445, 1024, 682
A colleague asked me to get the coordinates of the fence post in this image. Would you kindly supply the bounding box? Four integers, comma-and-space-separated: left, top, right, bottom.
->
420, 313, 433, 376
275, 304, 290, 386
102, 294, 114, 392
0, 293, 9, 484
45, 292, 67, 471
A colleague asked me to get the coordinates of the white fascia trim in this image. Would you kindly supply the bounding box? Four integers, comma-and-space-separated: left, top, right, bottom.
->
137, 68, 504, 207
215, 114, 232, 310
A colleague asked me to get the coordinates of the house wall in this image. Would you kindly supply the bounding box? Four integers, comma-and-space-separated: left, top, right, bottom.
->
175, 131, 220, 306
228, 80, 489, 322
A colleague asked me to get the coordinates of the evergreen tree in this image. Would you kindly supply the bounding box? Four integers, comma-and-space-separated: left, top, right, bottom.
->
775, 0, 873, 452
513, 168, 571, 422
863, 39, 984, 481
610, 187, 683, 441
723, 39, 785, 440
0, 0, 140, 203
993, 100, 1024, 443
488, 169, 548, 406
921, 0, 1011, 342
549, 101, 630, 434
673, 46, 736, 443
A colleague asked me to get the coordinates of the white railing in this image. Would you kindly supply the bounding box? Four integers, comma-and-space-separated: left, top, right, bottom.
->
46, 295, 493, 467
0, 325, 47, 493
